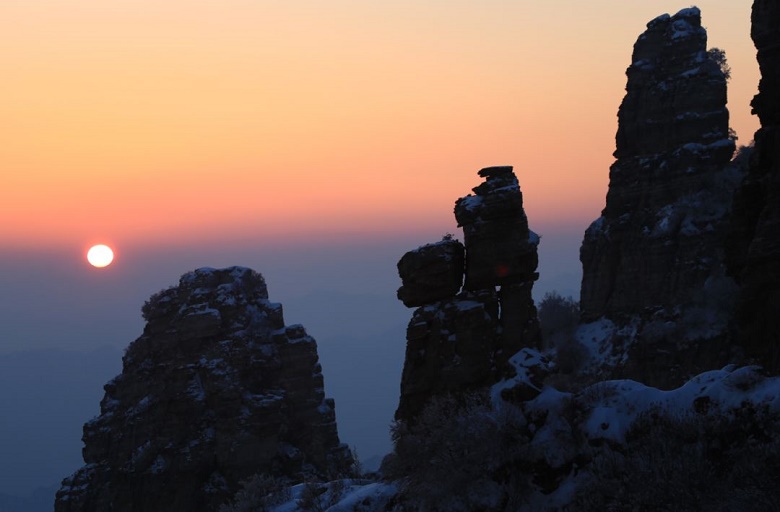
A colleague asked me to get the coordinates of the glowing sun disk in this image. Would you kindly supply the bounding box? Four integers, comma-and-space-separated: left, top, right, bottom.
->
87, 244, 114, 268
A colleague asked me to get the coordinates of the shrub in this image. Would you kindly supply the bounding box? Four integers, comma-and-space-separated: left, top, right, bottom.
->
219, 474, 291, 512
297, 479, 348, 512
708, 47, 731, 80
537, 292, 586, 373
348, 447, 364, 479
140, 286, 176, 321
574, 407, 780, 511
731, 142, 754, 170
386, 392, 529, 511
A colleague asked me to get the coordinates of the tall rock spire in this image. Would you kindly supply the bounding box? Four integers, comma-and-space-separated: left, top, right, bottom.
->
578, 8, 743, 386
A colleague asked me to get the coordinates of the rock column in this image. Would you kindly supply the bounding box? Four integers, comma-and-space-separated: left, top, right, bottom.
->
394, 166, 540, 423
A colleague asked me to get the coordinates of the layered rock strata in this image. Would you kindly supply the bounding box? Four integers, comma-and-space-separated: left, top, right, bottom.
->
727, 0, 780, 371
395, 166, 540, 423
55, 267, 350, 512
579, 8, 743, 385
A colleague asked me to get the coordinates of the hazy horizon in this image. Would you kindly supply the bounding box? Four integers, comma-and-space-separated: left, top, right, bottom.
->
0, 222, 582, 497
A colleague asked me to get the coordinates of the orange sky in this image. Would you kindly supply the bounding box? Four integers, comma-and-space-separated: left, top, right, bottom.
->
0, 0, 759, 250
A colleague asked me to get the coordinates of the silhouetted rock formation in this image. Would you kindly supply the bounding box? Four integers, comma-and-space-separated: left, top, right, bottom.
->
395, 166, 540, 423
727, 0, 780, 371
579, 7, 743, 386
55, 267, 350, 512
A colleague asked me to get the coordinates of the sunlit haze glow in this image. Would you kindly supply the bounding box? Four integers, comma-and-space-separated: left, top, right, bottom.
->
0, 0, 759, 250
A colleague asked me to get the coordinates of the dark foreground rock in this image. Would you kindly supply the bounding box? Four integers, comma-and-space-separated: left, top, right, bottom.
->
55, 267, 351, 512
727, 0, 780, 371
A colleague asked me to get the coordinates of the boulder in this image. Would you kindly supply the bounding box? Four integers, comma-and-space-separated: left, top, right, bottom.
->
397, 239, 464, 307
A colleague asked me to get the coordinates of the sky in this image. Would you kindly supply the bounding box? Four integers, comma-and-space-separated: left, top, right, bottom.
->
0, 0, 761, 499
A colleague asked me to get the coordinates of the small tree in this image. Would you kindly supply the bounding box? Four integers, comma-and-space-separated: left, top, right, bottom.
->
574, 407, 780, 511
386, 392, 529, 511
219, 474, 291, 512
537, 292, 585, 373
708, 47, 731, 80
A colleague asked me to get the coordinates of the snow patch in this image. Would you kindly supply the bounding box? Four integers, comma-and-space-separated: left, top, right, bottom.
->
576, 319, 617, 364
458, 194, 483, 211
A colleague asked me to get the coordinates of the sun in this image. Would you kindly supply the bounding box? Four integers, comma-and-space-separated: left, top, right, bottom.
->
87, 244, 115, 268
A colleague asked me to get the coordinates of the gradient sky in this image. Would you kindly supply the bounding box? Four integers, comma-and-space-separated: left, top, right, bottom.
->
1, 0, 759, 251
0, 0, 764, 497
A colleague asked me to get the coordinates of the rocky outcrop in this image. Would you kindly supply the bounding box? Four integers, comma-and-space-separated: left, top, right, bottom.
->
55, 267, 351, 512
579, 7, 743, 386
395, 166, 540, 423
726, 0, 780, 371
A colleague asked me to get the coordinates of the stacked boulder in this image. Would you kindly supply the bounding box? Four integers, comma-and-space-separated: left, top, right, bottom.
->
579, 7, 744, 386
55, 267, 351, 512
394, 166, 540, 423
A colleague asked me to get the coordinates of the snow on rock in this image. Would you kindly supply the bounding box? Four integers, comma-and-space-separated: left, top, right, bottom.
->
493, 364, 780, 510
577, 365, 780, 445
265, 480, 398, 512
575, 318, 621, 367
492, 348, 554, 404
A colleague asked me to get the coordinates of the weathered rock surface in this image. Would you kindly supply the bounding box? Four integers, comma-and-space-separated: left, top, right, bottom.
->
55, 267, 350, 512
579, 8, 743, 386
395, 167, 540, 423
396, 238, 464, 308
726, 0, 780, 371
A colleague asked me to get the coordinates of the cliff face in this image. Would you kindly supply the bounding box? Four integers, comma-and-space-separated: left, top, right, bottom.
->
579, 8, 743, 385
55, 267, 350, 512
394, 166, 540, 423
726, 0, 780, 370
